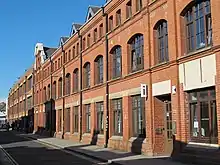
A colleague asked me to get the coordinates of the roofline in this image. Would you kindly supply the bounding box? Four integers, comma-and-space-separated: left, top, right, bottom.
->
46, 1, 112, 60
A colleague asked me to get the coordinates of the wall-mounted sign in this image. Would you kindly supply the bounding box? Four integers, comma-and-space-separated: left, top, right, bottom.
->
141, 84, 148, 98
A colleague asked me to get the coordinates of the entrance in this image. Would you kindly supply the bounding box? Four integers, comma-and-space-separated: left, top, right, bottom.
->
156, 94, 173, 155
189, 88, 218, 144
164, 100, 173, 155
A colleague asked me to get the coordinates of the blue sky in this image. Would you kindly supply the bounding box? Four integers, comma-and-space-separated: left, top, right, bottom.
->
0, 0, 105, 100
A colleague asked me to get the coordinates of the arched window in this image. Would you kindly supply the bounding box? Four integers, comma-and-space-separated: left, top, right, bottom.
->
58, 78, 62, 98
84, 62, 91, 88
128, 34, 144, 72
73, 69, 79, 92
183, 0, 212, 52
154, 20, 169, 63
52, 81, 56, 100
110, 46, 122, 78
65, 73, 71, 95
95, 56, 103, 84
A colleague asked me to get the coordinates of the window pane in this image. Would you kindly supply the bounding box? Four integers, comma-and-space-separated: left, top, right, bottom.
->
200, 102, 209, 137
190, 103, 199, 137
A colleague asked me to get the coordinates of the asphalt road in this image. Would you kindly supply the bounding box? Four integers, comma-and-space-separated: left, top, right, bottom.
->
0, 130, 107, 165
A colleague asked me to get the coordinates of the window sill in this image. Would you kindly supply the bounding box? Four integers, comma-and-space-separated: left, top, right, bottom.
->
110, 135, 123, 140
150, 61, 169, 70
98, 134, 104, 138
107, 76, 122, 83
83, 133, 91, 137
178, 46, 212, 61
125, 69, 144, 78
129, 136, 145, 143
73, 132, 79, 136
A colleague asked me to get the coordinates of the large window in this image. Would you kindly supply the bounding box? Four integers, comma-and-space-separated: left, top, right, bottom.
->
73, 69, 79, 92
74, 106, 79, 132
189, 88, 217, 144
113, 99, 123, 135
184, 0, 212, 53
132, 95, 145, 138
85, 104, 91, 133
65, 108, 70, 133
111, 46, 121, 78
84, 62, 91, 88
155, 20, 169, 63
128, 34, 144, 72
96, 102, 104, 134
95, 56, 103, 84
65, 73, 71, 95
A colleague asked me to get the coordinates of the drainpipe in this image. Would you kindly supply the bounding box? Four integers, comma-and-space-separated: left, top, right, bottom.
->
61, 44, 66, 139
77, 30, 83, 142
49, 57, 53, 137
32, 67, 35, 133
24, 76, 27, 133
102, 6, 110, 148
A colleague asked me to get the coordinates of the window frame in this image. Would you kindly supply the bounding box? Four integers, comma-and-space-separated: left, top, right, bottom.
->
74, 106, 79, 133
116, 9, 121, 26
184, 0, 212, 53
84, 63, 91, 88
132, 95, 146, 138
112, 46, 122, 78
96, 102, 104, 134
129, 34, 144, 72
85, 104, 91, 133
73, 69, 79, 93
112, 98, 123, 136
126, 1, 132, 19
95, 56, 103, 84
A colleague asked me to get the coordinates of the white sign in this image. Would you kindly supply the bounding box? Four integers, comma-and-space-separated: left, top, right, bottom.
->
194, 121, 198, 128
141, 84, 148, 98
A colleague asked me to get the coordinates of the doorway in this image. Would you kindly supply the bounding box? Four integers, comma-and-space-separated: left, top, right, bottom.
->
188, 88, 218, 144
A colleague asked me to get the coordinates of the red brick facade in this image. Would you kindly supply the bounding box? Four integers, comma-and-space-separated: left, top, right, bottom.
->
8, 0, 220, 156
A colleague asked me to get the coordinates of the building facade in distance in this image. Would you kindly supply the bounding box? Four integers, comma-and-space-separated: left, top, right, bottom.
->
7, 0, 220, 156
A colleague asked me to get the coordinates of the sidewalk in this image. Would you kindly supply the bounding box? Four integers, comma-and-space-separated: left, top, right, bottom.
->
14, 131, 189, 165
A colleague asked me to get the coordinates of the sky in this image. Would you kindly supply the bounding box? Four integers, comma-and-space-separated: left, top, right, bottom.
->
0, 0, 105, 101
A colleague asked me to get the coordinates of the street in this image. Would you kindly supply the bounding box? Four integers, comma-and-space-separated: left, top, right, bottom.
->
0, 130, 107, 165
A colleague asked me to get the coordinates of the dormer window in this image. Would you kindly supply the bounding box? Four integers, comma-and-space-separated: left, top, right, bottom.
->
86, 6, 101, 22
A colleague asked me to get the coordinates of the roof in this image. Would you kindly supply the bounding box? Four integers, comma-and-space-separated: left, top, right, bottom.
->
43, 47, 57, 59
86, 6, 101, 22
73, 23, 82, 30
61, 36, 69, 43
90, 6, 101, 14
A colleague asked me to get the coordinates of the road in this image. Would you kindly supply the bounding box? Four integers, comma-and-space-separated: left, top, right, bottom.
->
0, 130, 108, 165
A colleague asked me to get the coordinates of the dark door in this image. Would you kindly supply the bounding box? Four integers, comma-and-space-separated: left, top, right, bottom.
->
189, 88, 218, 144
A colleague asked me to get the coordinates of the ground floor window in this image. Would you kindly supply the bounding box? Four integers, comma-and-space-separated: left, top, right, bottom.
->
96, 102, 104, 134
65, 108, 70, 132
74, 106, 79, 132
132, 95, 146, 138
85, 104, 91, 133
189, 88, 218, 144
112, 98, 123, 136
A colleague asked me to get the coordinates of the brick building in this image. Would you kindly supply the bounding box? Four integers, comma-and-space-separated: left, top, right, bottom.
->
7, 0, 220, 156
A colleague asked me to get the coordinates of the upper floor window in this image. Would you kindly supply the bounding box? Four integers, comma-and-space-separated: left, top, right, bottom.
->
99, 24, 103, 38
55, 61, 57, 70
76, 43, 79, 56
58, 77, 62, 98
83, 62, 91, 88
116, 9, 121, 26
82, 38, 86, 50
110, 46, 122, 78
154, 20, 169, 64
128, 34, 144, 72
95, 56, 103, 84
184, 0, 212, 53
52, 81, 56, 100
65, 73, 71, 96
73, 68, 79, 92
43, 87, 46, 102
58, 58, 61, 68
126, 1, 132, 19
68, 49, 71, 61
72, 46, 76, 58
109, 16, 113, 31
87, 34, 91, 47
136, 0, 142, 12
94, 28, 98, 43
47, 84, 50, 100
